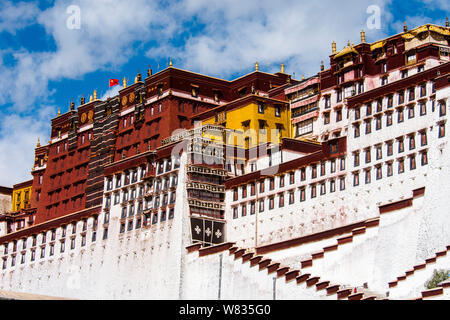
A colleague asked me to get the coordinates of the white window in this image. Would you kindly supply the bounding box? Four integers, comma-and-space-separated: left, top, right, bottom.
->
295, 119, 313, 137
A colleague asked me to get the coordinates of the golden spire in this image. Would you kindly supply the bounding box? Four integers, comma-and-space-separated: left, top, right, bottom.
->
280, 63, 285, 73
169, 58, 173, 67
347, 40, 351, 47
302, 74, 305, 80
81, 96, 85, 105
57, 108, 61, 116
123, 77, 127, 88
446, 17, 449, 28
37, 137, 41, 148
403, 21, 408, 32
136, 72, 142, 82
134, 75, 138, 83
255, 62, 259, 71
70, 100, 75, 110
89, 95, 93, 102
93, 90, 97, 100
361, 29, 366, 43
332, 41, 336, 54
320, 60, 324, 71
147, 65, 152, 77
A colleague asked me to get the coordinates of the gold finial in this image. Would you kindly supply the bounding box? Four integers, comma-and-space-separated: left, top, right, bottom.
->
89, 95, 93, 102
347, 40, 351, 47
57, 108, 61, 116
255, 62, 259, 71
147, 65, 152, 77
403, 21, 407, 32
136, 72, 142, 83
332, 41, 336, 54
169, 58, 173, 67
281, 63, 285, 73
320, 60, 324, 71
361, 29, 366, 43
302, 74, 305, 80
70, 100, 75, 111
446, 17, 449, 28
123, 77, 127, 88
37, 137, 41, 147
81, 96, 85, 105
93, 90, 97, 100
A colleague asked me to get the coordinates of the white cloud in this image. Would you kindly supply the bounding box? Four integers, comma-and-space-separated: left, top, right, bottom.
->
101, 84, 123, 100
0, 106, 54, 187
148, 0, 393, 78
0, 1, 39, 34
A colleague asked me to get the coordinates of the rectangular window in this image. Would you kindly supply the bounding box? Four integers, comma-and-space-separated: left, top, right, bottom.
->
354, 124, 360, 138
365, 120, 371, 134
340, 157, 345, 171
311, 165, 317, 179
408, 105, 415, 119
419, 103, 426, 116
440, 102, 446, 117
409, 87, 415, 101
233, 207, 238, 219
365, 170, 371, 184
300, 168, 306, 181
410, 156, 416, 170
398, 108, 404, 123
279, 175, 285, 188
409, 136, 416, 150
398, 159, 405, 174
250, 202, 256, 215
328, 179, 335, 194
300, 188, 306, 202
269, 178, 274, 190
320, 182, 326, 195
241, 204, 247, 217
279, 194, 284, 207
289, 172, 295, 185
376, 166, 382, 180
289, 192, 295, 205
366, 104, 372, 116
354, 152, 360, 167
439, 123, 446, 138
386, 113, 393, 127
376, 146, 382, 160
376, 116, 382, 130
320, 162, 326, 176
387, 163, 393, 177
355, 108, 360, 120
398, 139, 404, 153
365, 149, 371, 164
323, 112, 330, 125
330, 160, 336, 173
353, 173, 360, 186
259, 180, 265, 193
339, 177, 346, 191
259, 199, 265, 212
421, 152, 428, 166
311, 185, 317, 198
387, 142, 393, 156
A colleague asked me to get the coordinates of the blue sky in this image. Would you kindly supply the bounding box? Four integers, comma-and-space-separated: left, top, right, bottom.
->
0, 0, 448, 186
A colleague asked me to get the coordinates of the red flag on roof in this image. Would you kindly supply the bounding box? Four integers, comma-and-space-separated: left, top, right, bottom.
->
109, 79, 119, 87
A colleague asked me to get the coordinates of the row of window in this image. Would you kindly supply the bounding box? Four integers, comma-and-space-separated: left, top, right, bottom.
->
352, 132, 430, 167
232, 158, 346, 202
232, 177, 347, 219
118, 208, 175, 234
352, 152, 428, 186
106, 167, 147, 191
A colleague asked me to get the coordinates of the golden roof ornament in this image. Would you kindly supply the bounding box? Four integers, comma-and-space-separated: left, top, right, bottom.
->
361, 29, 366, 43
89, 95, 93, 102
147, 66, 152, 77
81, 96, 85, 105
403, 22, 408, 32
57, 108, 61, 116
281, 63, 285, 73
347, 40, 351, 47
332, 41, 337, 54
93, 90, 97, 100
70, 100, 75, 110
123, 77, 127, 88
302, 74, 305, 80
321, 60, 324, 71
37, 137, 41, 147
446, 17, 449, 28
255, 62, 259, 71
169, 58, 173, 67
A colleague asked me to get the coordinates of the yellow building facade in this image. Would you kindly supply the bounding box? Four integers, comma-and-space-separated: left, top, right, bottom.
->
197, 95, 291, 149
11, 180, 33, 212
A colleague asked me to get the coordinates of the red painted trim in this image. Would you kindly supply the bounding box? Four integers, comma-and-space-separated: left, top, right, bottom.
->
306, 276, 320, 287
388, 281, 398, 288
258, 258, 271, 270
337, 235, 353, 245
337, 289, 352, 299
422, 287, 443, 298
348, 292, 364, 300
414, 263, 426, 271
242, 252, 254, 262
296, 273, 310, 284
379, 198, 413, 214
249, 256, 263, 267
301, 259, 313, 268
234, 248, 246, 259
276, 267, 289, 278
198, 242, 234, 257
412, 187, 425, 197
285, 270, 300, 282
316, 281, 330, 291
326, 285, 340, 295
186, 243, 202, 253
267, 262, 281, 274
